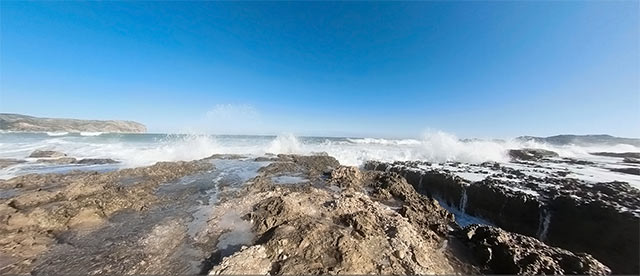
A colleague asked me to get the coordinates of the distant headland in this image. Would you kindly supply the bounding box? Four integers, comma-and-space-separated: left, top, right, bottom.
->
0, 113, 146, 133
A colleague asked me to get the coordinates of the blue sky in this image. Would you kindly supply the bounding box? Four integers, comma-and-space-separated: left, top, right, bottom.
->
1, 1, 638, 138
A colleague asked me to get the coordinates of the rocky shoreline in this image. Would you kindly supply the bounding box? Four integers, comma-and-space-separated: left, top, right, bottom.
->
364, 156, 640, 274
0, 153, 624, 274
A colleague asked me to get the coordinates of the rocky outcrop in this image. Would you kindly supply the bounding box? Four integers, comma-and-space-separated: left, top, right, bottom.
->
508, 148, 559, 161
590, 152, 640, 159
365, 160, 639, 274
204, 156, 608, 275
0, 113, 146, 133
0, 155, 612, 275
28, 150, 67, 158
455, 225, 610, 275
0, 161, 211, 274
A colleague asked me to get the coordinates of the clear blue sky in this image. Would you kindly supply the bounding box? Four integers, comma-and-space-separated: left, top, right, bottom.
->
1, 1, 638, 138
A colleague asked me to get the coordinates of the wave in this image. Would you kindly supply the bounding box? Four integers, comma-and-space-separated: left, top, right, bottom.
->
80, 132, 103, 136
347, 137, 422, 145
266, 133, 301, 154
2, 131, 640, 171
46, 132, 69, 137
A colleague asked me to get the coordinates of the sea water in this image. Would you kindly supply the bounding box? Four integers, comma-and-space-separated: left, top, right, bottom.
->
1, 131, 639, 185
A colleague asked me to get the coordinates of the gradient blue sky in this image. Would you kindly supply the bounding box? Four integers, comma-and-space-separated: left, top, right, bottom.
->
1, 1, 638, 138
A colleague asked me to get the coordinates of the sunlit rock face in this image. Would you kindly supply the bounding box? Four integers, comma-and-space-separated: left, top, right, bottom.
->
365, 158, 639, 274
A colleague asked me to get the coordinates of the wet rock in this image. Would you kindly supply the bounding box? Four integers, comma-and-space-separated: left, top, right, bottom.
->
609, 167, 640, 176
508, 148, 559, 161
203, 154, 247, 160
623, 157, 640, 164
258, 154, 339, 178
456, 225, 610, 275
0, 160, 212, 274
37, 157, 77, 164
73, 158, 119, 165
365, 160, 640, 274
0, 158, 26, 169
590, 152, 640, 159
28, 150, 67, 158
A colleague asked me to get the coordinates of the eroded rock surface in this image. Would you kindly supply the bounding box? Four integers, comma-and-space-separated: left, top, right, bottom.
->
456, 225, 610, 275
365, 160, 639, 274
0, 160, 211, 274
0, 154, 612, 275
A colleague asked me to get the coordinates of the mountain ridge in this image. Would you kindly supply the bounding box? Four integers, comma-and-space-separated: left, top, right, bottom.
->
0, 113, 146, 133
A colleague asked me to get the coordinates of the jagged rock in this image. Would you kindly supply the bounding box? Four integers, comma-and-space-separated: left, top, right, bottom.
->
508, 148, 559, 161
365, 160, 639, 274
0, 154, 620, 275
28, 150, 67, 158
209, 245, 271, 275
456, 225, 610, 275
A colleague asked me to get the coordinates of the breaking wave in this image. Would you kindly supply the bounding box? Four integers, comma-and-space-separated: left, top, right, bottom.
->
2, 131, 639, 171
80, 132, 103, 136
46, 132, 69, 136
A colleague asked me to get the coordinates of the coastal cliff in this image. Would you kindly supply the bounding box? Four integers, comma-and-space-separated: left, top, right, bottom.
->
0, 113, 146, 133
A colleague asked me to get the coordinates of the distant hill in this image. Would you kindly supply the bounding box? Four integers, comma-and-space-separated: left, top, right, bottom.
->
0, 113, 146, 133
516, 134, 640, 146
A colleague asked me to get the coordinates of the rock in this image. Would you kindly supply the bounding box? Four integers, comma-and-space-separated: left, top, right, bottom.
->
0, 154, 621, 275
623, 157, 640, 164
67, 208, 105, 229
455, 225, 610, 275
0, 113, 146, 133
28, 150, 67, 158
609, 167, 640, 176
508, 148, 559, 161
0, 158, 26, 169
208, 245, 271, 275
37, 157, 77, 164
329, 166, 363, 190
0, 160, 212, 274
590, 152, 640, 159
365, 160, 640, 274
73, 158, 119, 165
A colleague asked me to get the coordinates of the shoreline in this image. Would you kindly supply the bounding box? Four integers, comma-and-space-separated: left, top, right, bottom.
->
1, 153, 634, 274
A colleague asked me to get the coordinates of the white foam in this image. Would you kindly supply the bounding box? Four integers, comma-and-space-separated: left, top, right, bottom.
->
46, 132, 69, 136
1, 131, 639, 185
347, 137, 422, 145
79, 132, 103, 136
266, 133, 301, 154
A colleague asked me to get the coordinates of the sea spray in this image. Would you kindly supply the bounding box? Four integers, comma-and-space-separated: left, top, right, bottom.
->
266, 133, 301, 154
459, 187, 468, 213
536, 208, 552, 241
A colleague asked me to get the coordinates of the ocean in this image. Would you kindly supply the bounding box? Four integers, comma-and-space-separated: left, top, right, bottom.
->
1, 131, 639, 186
